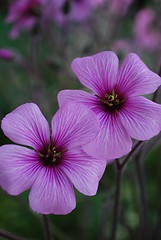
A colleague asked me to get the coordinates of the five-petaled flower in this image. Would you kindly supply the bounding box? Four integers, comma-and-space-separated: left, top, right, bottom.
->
58, 51, 161, 161
0, 103, 105, 214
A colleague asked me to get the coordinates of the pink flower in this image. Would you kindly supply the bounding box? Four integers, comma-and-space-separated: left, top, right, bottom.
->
6, 0, 45, 38
109, 0, 133, 16
0, 103, 105, 214
53, 0, 104, 24
0, 49, 14, 61
134, 8, 161, 50
58, 51, 161, 161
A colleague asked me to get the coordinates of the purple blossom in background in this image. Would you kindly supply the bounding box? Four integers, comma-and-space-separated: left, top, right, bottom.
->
53, 0, 104, 24
0, 49, 14, 61
108, 0, 133, 16
0, 103, 105, 214
112, 39, 132, 55
58, 51, 161, 161
5, 0, 48, 38
134, 8, 161, 51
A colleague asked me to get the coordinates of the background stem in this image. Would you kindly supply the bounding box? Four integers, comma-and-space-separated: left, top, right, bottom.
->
0, 230, 30, 240
42, 215, 53, 240
110, 160, 123, 240
134, 153, 150, 240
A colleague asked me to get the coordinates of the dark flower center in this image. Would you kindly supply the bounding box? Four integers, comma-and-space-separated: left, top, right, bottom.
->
96, 89, 125, 113
37, 146, 64, 167
27, 6, 41, 17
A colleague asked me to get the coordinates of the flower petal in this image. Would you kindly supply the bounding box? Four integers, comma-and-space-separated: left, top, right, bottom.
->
60, 148, 106, 196
58, 89, 109, 124
1, 103, 50, 152
58, 89, 98, 109
11, 17, 36, 38
0, 145, 41, 195
69, 1, 92, 21
119, 96, 161, 140
71, 51, 119, 95
58, 90, 132, 160
117, 53, 161, 97
84, 113, 132, 161
51, 103, 99, 150
29, 167, 76, 215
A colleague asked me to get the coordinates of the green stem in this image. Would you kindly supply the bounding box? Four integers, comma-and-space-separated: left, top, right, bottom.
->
110, 160, 123, 240
0, 230, 30, 240
42, 215, 53, 240
134, 154, 150, 240
119, 141, 143, 169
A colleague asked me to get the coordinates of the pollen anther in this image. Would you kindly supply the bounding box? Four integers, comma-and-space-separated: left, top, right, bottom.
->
95, 90, 124, 112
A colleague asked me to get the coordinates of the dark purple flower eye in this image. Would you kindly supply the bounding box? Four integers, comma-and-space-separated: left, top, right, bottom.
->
95, 90, 125, 113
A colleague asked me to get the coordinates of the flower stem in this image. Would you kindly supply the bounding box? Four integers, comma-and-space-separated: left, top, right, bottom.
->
134, 154, 150, 240
119, 141, 143, 169
0, 230, 30, 240
110, 159, 123, 240
152, 204, 161, 240
42, 215, 53, 240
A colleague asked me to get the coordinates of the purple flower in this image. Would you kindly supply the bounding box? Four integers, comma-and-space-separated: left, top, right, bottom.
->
108, 0, 134, 16
0, 49, 14, 61
134, 8, 161, 51
0, 103, 105, 214
112, 39, 132, 55
58, 51, 161, 161
53, 0, 104, 24
6, 0, 45, 39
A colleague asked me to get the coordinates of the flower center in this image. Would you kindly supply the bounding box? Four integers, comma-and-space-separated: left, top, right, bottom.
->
96, 89, 124, 113
37, 147, 63, 167
26, 5, 41, 17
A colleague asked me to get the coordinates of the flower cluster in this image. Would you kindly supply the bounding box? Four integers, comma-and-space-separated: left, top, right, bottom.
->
6, 0, 105, 38
0, 51, 161, 215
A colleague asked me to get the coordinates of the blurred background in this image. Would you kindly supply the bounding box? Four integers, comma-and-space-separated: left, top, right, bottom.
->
0, 0, 161, 239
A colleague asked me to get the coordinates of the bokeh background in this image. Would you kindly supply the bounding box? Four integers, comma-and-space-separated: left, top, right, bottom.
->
0, 0, 161, 239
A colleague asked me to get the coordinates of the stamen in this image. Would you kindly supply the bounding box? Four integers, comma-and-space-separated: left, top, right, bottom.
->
95, 90, 125, 113
108, 95, 115, 101
108, 103, 114, 106
37, 146, 65, 167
